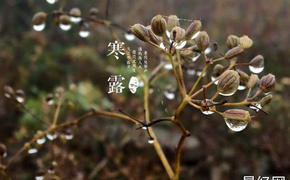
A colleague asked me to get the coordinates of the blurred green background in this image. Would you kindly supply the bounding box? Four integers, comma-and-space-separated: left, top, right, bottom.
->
0, 0, 290, 179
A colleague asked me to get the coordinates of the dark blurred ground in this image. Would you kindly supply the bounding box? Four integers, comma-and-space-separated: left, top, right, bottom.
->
0, 0, 290, 179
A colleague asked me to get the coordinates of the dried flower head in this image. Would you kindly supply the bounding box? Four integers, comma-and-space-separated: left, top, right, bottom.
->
185, 20, 202, 39
167, 15, 179, 31
247, 74, 259, 88
224, 45, 244, 59
223, 109, 251, 122
130, 24, 149, 42
151, 14, 167, 36
195, 31, 210, 51
217, 70, 240, 96
260, 73, 275, 92
226, 35, 240, 49
170, 26, 185, 42
32, 12, 47, 25
239, 35, 253, 49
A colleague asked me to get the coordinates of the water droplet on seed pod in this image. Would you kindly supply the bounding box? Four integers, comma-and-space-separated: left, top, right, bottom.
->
124, 33, 135, 41
36, 137, 46, 145
59, 24, 71, 31
28, 148, 38, 154
70, 16, 81, 23
148, 139, 154, 144
224, 118, 248, 132
33, 24, 46, 31
79, 30, 90, 38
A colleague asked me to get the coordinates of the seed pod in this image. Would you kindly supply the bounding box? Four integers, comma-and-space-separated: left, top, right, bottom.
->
223, 109, 251, 122
226, 35, 239, 49
249, 55, 264, 69
217, 70, 240, 96
0, 143, 7, 158
237, 69, 249, 86
185, 20, 202, 39
59, 14, 71, 25
170, 26, 185, 42
89, 8, 99, 18
32, 12, 47, 25
147, 28, 161, 45
239, 35, 253, 49
130, 24, 149, 42
224, 45, 244, 59
247, 74, 259, 88
70, 8, 81, 17
167, 15, 179, 31
195, 31, 210, 51
259, 94, 273, 106
151, 15, 167, 36
212, 64, 225, 77
260, 73, 275, 92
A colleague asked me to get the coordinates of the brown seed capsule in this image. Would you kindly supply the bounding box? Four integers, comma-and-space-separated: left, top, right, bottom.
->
185, 20, 202, 39
151, 14, 167, 36
260, 73, 275, 92
70, 8, 81, 17
89, 8, 99, 17
249, 55, 264, 71
130, 24, 149, 42
224, 45, 244, 59
147, 28, 161, 45
217, 70, 240, 96
167, 15, 179, 31
170, 26, 185, 42
195, 31, 210, 51
59, 14, 71, 25
32, 12, 47, 25
212, 64, 225, 78
259, 94, 273, 106
237, 69, 249, 86
239, 35, 253, 49
226, 35, 240, 49
223, 109, 251, 122
247, 74, 259, 88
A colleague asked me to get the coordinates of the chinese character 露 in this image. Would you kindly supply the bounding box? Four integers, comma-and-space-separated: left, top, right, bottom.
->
108, 75, 125, 94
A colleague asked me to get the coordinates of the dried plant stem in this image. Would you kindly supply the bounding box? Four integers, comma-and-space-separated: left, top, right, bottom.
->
173, 134, 187, 180
52, 94, 64, 126
144, 80, 175, 179
189, 64, 209, 96
4, 110, 139, 170
176, 49, 186, 95
168, 54, 186, 98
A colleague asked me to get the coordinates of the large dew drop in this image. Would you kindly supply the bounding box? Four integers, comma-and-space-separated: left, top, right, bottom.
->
205, 47, 212, 55
124, 33, 135, 41
163, 63, 172, 70
224, 118, 248, 132
249, 65, 264, 74
33, 24, 45, 31
59, 24, 72, 31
